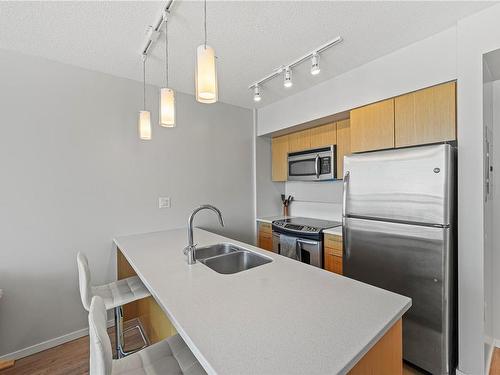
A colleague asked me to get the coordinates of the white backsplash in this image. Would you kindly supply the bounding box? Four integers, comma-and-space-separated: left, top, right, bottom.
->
285, 180, 343, 221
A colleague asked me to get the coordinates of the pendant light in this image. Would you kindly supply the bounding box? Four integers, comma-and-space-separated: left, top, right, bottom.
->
160, 14, 175, 127
195, 0, 218, 104
138, 55, 152, 140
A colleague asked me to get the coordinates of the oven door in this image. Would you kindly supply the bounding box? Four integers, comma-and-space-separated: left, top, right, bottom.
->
274, 232, 322, 268
288, 146, 336, 181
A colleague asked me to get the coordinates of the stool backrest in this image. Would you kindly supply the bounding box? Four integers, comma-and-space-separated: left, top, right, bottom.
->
77, 252, 92, 311
89, 296, 113, 375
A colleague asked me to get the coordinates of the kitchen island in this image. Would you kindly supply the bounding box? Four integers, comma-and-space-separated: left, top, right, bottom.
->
114, 228, 411, 375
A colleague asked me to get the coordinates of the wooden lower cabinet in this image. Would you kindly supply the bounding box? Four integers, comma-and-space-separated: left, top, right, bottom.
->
349, 319, 403, 375
258, 222, 273, 251
324, 233, 343, 275
117, 250, 177, 344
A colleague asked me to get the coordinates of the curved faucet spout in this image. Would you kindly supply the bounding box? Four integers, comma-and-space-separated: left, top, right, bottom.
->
185, 204, 224, 265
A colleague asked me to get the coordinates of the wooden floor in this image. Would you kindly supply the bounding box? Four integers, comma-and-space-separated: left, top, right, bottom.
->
2, 320, 426, 375
1, 319, 145, 375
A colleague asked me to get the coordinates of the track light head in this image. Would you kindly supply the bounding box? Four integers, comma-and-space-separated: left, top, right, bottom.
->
253, 85, 262, 102
311, 53, 320, 75
283, 67, 293, 88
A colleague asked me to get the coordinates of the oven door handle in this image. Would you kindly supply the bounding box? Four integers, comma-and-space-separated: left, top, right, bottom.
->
296, 238, 319, 246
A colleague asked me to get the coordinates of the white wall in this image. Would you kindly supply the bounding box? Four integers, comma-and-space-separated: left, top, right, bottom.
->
255, 134, 284, 219
482, 76, 494, 371
258, 27, 457, 136
456, 5, 500, 374
285, 181, 342, 221
0, 49, 254, 358
493, 80, 500, 344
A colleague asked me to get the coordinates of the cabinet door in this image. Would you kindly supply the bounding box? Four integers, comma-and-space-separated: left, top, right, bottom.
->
310, 123, 336, 148
258, 222, 273, 251
272, 135, 289, 182
324, 234, 343, 275
336, 119, 351, 179
288, 129, 311, 152
395, 81, 456, 147
350, 99, 395, 153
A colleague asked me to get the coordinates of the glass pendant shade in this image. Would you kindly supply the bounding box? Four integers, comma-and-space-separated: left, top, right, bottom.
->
138, 110, 152, 140
160, 88, 175, 127
195, 44, 218, 103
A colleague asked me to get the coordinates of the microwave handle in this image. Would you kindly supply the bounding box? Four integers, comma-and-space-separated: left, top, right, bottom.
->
315, 154, 320, 179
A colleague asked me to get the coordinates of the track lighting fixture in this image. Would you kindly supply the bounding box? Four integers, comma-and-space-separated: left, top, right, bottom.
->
253, 85, 261, 102
283, 67, 292, 88
248, 36, 342, 103
311, 52, 320, 75
138, 55, 152, 140
160, 14, 175, 127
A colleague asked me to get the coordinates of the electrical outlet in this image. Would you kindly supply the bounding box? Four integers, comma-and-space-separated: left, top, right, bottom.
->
158, 197, 171, 209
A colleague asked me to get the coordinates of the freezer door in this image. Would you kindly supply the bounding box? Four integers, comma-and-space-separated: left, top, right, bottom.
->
344, 144, 454, 225
343, 217, 453, 375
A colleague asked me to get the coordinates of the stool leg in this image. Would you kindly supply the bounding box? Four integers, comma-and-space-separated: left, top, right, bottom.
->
114, 306, 124, 359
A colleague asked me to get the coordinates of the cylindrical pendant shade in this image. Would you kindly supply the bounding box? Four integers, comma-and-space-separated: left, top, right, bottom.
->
160, 88, 175, 127
138, 110, 152, 140
195, 44, 218, 104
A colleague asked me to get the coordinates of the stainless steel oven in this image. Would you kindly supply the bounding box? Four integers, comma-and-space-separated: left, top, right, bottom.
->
287, 145, 336, 181
271, 217, 342, 269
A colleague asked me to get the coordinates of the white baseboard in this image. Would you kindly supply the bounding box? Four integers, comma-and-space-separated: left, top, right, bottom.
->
456, 370, 467, 375
0, 319, 114, 361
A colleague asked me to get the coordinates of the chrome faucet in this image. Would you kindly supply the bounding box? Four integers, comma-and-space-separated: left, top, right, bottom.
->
184, 204, 224, 265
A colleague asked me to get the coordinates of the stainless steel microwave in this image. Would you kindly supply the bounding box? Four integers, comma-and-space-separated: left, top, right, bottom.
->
287, 145, 336, 181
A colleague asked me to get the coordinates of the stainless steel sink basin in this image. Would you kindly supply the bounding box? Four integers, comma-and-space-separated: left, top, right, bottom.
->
195, 243, 238, 260
198, 244, 272, 274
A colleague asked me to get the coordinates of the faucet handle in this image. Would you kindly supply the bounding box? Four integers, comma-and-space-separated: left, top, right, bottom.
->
183, 244, 196, 256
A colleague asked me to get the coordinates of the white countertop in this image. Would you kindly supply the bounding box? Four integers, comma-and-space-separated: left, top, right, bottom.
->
323, 226, 343, 236
114, 228, 411, 375
256, 215, 294, 223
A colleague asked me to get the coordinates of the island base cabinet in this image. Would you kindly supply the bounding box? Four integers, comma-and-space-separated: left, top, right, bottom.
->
349, 319, 403, 375
117, 249, 177, 344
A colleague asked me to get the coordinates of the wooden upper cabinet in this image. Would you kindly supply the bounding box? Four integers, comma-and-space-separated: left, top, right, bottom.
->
350, 99, 395, 153
395, 81, 456, 147
288, 129, 311, 152
310, 123, 337, 149
271, 135, 289, 182
336, 119, 351, 179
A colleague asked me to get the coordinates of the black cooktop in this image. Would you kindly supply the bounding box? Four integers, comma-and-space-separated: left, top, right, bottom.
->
272, 217, 342, 240
275, 217, 341, 230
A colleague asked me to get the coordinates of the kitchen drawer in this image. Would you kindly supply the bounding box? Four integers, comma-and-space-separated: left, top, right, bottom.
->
258, 222, 272, 234
324, 234, 342, 250
325, 245, 342, 258
324, 254, 343, 275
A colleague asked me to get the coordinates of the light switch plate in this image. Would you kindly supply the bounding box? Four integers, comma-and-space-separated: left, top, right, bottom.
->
159, 197, 171, 209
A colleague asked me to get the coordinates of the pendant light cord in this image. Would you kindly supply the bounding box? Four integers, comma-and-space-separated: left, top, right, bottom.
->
142, 55, 146, 110
165, 18, 169, 87
204, 0, 207, 49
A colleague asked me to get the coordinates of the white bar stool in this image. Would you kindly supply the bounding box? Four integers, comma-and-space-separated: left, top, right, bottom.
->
89, 296, 206, 375
77, 252, 150, 358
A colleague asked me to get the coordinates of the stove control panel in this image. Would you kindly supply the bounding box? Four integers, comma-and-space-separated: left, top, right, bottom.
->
273, 221, 321, 233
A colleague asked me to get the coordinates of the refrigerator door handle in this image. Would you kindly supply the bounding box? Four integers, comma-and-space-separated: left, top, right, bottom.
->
343, 171, 350, 257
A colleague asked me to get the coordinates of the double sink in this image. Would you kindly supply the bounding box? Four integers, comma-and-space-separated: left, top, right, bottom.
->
195, 243, 272, 274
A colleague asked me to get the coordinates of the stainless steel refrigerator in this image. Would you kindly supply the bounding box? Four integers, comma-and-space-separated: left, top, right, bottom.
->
342, 144, 457, 375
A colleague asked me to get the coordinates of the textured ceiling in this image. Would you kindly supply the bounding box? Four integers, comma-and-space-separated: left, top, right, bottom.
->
0, 1, 495, 109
